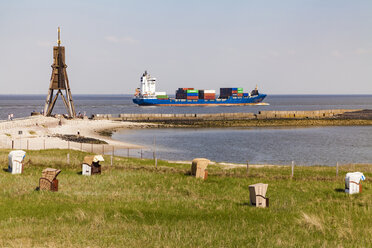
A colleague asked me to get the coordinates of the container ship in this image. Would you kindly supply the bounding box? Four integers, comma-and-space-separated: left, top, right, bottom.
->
133, 71, 267, 106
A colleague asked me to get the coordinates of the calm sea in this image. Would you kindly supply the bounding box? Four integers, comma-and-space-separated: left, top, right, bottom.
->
113, 126, 372, 166
1, 94, 372, 120
1, 94, 371, 165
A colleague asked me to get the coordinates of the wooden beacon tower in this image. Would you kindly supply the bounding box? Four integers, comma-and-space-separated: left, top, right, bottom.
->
43, 27, 76, 118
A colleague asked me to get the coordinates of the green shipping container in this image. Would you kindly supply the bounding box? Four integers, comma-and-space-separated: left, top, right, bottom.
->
237, 87, 243, 91
157, 95, 168, 99
187, 90, 198, 93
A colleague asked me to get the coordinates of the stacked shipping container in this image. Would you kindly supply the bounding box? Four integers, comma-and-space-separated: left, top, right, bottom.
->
220, 87, 244, 98
198, 90, 216, 100
155, 91, 168, 100
176, 87, 247, 100
237, 87, 243, 97
176, 88, 193, 99
186, 89, 198, 100
175, 88, 200, 100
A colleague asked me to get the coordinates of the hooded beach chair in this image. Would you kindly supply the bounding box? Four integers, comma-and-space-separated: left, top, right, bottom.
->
191, 158, 210, 180
8, 150, 26, 174
345, 172, 366, 194
249, 183, 269, 208
82, 155, 104, 176
39, 168, 61, 191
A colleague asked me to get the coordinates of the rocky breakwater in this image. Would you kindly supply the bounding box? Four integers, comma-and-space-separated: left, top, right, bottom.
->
93, 109, 362, 122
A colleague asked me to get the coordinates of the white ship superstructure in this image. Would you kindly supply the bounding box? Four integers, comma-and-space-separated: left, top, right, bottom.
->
135, 71, 155, 99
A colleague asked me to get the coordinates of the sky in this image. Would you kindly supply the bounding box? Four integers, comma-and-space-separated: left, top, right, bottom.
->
0, 0, 371, 95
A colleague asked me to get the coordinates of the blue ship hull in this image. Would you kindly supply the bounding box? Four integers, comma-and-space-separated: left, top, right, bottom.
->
133, 94, 267, 106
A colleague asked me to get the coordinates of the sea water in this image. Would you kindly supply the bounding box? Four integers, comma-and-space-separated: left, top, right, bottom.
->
1, 94, 371, 165
113, 126, 372, 166
1, 94, 372, 120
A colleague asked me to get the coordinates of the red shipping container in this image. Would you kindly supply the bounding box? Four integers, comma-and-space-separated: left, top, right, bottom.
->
204, 94, 215, 97
237, 93, 243, 97
187, 96, 199, 100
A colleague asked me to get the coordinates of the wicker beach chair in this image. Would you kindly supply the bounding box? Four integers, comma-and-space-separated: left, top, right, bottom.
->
249, 183, 269, 208
191, 158, 210, 179
39, 168, 61, 191
82, 155, 104, 176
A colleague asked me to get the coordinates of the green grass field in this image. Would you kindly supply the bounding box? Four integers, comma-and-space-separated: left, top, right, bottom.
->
0, 149, 371, 247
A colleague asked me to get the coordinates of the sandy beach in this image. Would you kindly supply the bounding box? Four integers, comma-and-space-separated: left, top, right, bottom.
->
0, 116, 277, 168
0, 116, 147, 152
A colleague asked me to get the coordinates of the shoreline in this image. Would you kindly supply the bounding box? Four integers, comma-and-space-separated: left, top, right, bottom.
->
1, 116, 372, 168
0, 116, 150, 152
134, 118, 372, 128
92, 109, 372, 128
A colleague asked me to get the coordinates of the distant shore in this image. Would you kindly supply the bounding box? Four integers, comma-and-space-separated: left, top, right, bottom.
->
145, 118, 372, 128
93, 109, 372, 128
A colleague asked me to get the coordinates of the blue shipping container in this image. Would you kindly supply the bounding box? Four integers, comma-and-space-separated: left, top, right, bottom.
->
186, 93, 198, 96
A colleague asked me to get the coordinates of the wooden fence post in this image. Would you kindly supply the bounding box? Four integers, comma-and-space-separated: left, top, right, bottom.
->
336, 162, 339, 177
291, 161, 295, 178
246, 160, 249, 176
140, 149, 143, 159
127, 148, 129, 157
154, 136, 157, 168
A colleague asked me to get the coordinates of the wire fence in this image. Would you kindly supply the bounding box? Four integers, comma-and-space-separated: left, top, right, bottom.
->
1, 137, 155, 160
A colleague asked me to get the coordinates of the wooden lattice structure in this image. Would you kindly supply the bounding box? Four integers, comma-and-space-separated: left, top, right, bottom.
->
43, 27, 76, 117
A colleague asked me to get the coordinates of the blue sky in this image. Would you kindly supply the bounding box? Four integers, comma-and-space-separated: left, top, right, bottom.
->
0, 0, 371, 94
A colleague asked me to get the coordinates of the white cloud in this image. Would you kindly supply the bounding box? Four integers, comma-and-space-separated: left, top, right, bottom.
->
104, 35, 137, 44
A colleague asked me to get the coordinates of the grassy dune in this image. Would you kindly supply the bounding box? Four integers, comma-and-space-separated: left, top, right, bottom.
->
0, 149, 371, 247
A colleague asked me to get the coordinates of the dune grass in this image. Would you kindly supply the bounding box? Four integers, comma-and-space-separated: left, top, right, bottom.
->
0, 149, 371, 247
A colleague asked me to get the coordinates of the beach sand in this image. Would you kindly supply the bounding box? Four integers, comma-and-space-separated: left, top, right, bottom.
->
0, 116, 282, 168
0, 116, 147, 152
